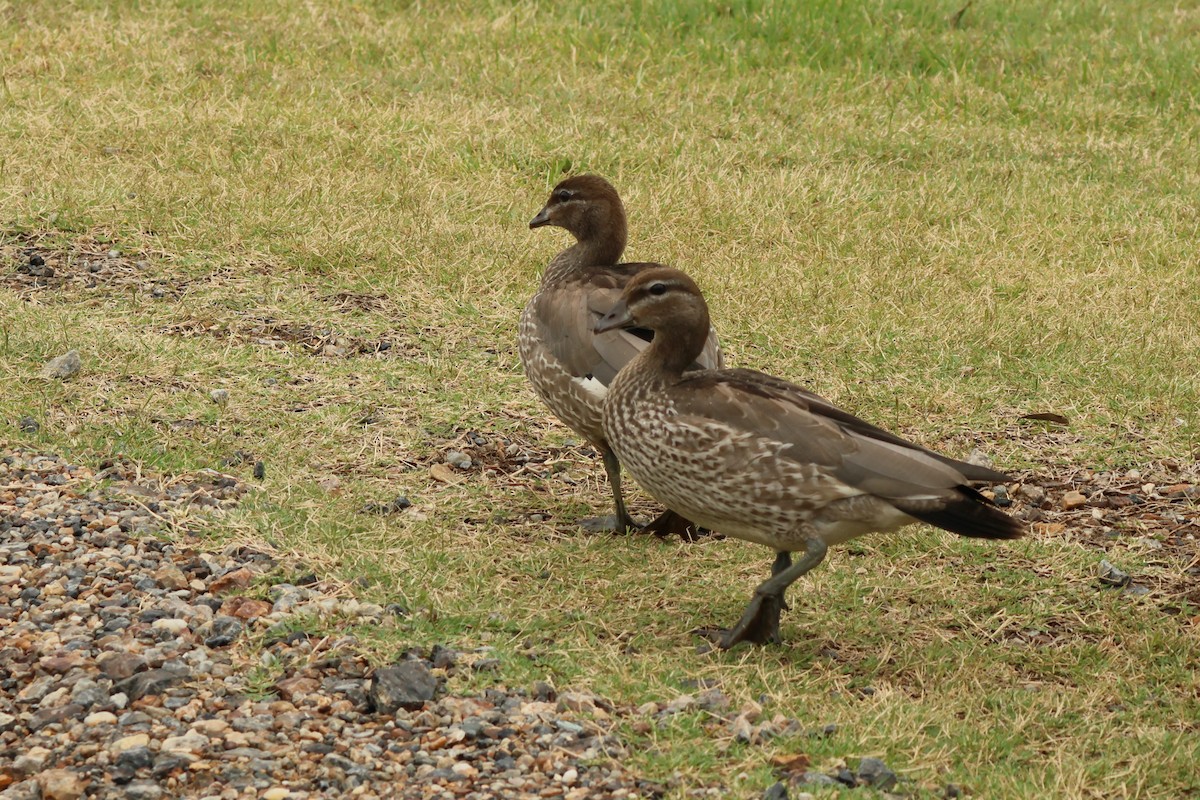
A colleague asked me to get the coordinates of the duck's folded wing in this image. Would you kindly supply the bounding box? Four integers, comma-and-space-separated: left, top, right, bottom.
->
670, 374, 964, 493
716, 369, 1007, 483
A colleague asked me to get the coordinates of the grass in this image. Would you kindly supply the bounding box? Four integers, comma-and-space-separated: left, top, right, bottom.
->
3, 0, 1200, 796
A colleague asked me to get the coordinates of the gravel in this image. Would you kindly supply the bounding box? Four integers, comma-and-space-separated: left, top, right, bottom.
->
0, 450, 677, 799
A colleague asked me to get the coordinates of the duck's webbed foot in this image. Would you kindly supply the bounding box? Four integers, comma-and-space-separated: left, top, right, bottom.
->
694, 591, 786, 649
642, 509, 716, 542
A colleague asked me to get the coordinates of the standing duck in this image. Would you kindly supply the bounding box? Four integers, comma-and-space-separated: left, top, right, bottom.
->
596, 267, 1023, 649
519, 175, 723, 538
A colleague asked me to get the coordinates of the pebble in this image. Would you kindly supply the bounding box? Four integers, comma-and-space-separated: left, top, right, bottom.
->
1061, 491, 1088, 510
209, 389, 230, 406
1098, 559, 1131, 587
0, 449, 699, 798
445, 450, 472, 469
38, 350, 82, 380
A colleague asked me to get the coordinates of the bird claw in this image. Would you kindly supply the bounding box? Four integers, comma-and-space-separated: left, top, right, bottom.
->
694, 593, 785, 649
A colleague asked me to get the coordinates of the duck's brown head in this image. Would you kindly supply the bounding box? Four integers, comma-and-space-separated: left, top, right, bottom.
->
529, 175, 628, 263
594, 266, 711, 370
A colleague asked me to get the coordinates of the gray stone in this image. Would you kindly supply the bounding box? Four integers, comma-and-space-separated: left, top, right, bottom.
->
114, 667, 186, 701
39, 350, 82, 380
445, 451, 472, 469
763, 782, 789, 800
857, 756, 898, 791
368, 662, 437, 713
123, 781, 164, 800
1098, 559, 1131, 587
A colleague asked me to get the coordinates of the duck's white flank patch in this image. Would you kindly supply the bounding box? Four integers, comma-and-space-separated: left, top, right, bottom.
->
572, 375, 608, 402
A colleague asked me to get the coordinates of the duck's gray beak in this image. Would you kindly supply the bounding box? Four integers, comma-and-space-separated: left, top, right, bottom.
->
594, 301, 634, 334
529, 206, 552, 229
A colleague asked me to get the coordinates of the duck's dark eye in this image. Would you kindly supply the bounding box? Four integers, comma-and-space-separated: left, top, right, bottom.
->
648, 282, 668, 296
554, 189, 573, 202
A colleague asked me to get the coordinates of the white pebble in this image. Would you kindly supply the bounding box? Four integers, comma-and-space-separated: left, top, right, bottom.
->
152, 618, 189, 634
261, 789, 291, 800
84, 711, 118, 726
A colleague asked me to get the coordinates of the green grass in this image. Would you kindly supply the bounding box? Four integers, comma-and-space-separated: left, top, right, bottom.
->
3, 1, 1200, 797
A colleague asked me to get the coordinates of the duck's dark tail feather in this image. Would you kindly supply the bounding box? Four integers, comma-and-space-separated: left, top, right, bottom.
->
900, 486, 1026, 540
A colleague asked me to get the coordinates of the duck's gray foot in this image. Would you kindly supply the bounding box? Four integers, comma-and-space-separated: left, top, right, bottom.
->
642, 509, 716, 542
695, 592, 785, 649
578, 513, 641, 534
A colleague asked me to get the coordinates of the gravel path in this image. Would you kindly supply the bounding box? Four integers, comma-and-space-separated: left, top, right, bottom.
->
0, 450, 678, 800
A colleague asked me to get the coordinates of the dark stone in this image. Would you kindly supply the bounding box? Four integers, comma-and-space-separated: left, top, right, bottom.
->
151, 753, 192, 778
384, 603, 408, 617
362, 496, 411, 515
116, 746, 155, 770
29, 703, 84, 730
763, 782, 789, 800
204, 616, 244, 648
302, 742, 335, 754
29, 254, 45, 267
798, 772, 838, 787
368, 662, 437, 714
834, 768, 857, 786
100, 652, 148, 681
857, 757, 898, 791
17, 417, 39, 433
430, 644, 457, 669
532, 680, 557, 702
945, 784, 962, 798
472, 658, 501, 673
253, 461, 265, 480
115, 667, 186, 701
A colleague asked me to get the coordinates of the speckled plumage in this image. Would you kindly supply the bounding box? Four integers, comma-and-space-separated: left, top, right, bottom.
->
518, 176, 722, 535
597, 267, 1024, 647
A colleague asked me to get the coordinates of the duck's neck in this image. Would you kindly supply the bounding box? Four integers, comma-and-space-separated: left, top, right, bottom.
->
639, 317, 711, 380
542, 229, 626, 286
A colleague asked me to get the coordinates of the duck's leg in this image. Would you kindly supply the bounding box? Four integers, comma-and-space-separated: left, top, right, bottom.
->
579, 446, 641, 534
717, 539, 827, 649
642, 509, 714, 542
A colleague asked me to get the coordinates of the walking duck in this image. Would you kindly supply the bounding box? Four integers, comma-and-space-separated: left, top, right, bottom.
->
520, 175, 723, 538
596, 266, 1023, 649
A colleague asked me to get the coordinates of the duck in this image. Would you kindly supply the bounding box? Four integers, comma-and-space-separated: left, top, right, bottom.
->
595, 266, 1024, 649
519, 175, 724, 539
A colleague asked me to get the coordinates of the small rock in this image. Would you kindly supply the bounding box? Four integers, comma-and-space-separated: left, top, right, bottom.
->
99, 652, 147, 681
1018, 484, 1046, 506
857, 757, 898, 791
1098, 560, 1131, 587
85, 711, 118, 726
124, 782, 164, 800
253, 461, 266, 479
151, 618, 189, 635
112, 733, 151, 753
37, 769, 86, 800
114, 667, 186, 701
0, 565, 22, 584
663, 694, 697, 714
763, 783, 789, 800
261, 790, 291, 800
445, 450, 472, 469
161, 730, 208, 754
209, 389, 229, 406
39, 350, 82, 380
17, 416, 39, 433
1061, 491, 1088, 510
209, 566, 255, 594
730, 713, 755, 743
368, 662, 438, 713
